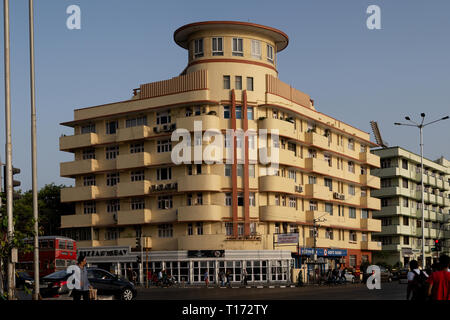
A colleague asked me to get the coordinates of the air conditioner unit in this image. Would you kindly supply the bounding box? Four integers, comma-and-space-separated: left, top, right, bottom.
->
333, 192, 340, 199
339, 194, 345, 200
295, 185, 303, 193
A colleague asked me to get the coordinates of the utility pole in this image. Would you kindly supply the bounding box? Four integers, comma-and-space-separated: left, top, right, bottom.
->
29, 0, 40, 300
3, 0, 16, 300
311, 215, 326, 285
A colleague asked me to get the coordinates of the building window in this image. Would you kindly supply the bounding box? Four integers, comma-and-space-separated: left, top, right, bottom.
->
403, 198, 409, 208
157, 167, 172, 180
83, 201, 96, 214
289, 197, 296, 208
106, 121, 118, 135
362, 232, 368, 242
107, 200, 120, 213
225, 222, 233, 236
196, 164, 202, 175
246, 77, 254, 91
349, 231, 357, 242
225, 164, 232, 177
403, 216, 409, 226
325, 228, 334, 240
232, 38, 243, 56
106, 145, 119, 160
381, 198, 389, 207
212, 37, 223, 56
249, 192, 256, 207
187, 223, 193, 236
402, 159, 408, 170
348, 138, 355, 150
157, 140, 172, 153
83, 175, 96, 187
196, 222, 203, 235
158, 196, 173, 210
187, 194, 193, 206
131, 198, 145, 210
131, 170, 144, 182
225, 193, 232, 206
196, 193, 203, 205
187, 165, 193, 176
105, 228, 119, 241
361, 209, 369, 219
82, 148, 96, 160
249, 164, 256, 178
126, 116, 147, 128
156, 111, 171, 125
402, 178, 409, 189
130, 142, 144, 154
324, 154, 332, 167
404, 236, 410, 245
194, 39, 203, 58
349, 185, 356, 196
237, 164, 244, 177
349, 207, 356, 219
325, 203, 333, 215
223, 105, 231, 119
309, 201, 318, 211
235, 76, 242, 90
106, 173, 119, 186
308, 176, 317, 185
158, 224, 173, 238
348, 161, 355, 173
247, 106, 254, 120
381, 159, 391, 168
267, 44, 274, 63
288, 170, 296, 182
325, 178, 333, 191
251, 39, 261, 59
275, 223, 281, 234
81, 123, 96, 134
223, 76, 230, 90
238, 223, 244, 236
237, 193, 244, 206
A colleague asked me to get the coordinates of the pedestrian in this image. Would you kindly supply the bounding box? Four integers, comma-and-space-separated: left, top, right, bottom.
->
71, 255, 93, 301
158, 269, 163, 286
406, 260, 429, 300
427, 255, 450, 301
242, 268, 248, 286
219, 270, 225, 287
204, 271, 209, 287
226, 270, 231, 287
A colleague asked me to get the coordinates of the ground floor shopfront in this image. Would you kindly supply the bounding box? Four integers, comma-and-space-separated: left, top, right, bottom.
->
78, 247, 294, 285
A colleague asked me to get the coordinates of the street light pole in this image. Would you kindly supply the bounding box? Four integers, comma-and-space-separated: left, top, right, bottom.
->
29, 0, 40, 300
394, 113, 449, 268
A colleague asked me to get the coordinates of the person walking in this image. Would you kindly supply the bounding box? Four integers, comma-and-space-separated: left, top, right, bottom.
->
204, 271, 209, 287
71, 255, 92, 301
427, 255, 450, 301
242, 268, 248, 286
406, 260, 429, 300
219, 270, 225, 287
226, 270, 231, 287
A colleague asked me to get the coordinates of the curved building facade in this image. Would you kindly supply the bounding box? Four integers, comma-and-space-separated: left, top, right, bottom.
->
60, 21, 382, 284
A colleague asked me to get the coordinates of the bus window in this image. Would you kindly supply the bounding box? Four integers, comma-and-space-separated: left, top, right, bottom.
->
48, 240, 54, 249
40, 241, 48, 249
58, 240, 66, 249
67, 241, 74, 250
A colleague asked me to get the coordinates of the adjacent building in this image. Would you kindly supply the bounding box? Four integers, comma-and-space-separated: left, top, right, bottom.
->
59, 21, 382, 284
371, 147, 450, 267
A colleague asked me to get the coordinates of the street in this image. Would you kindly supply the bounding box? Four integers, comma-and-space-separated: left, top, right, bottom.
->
135, 282, 407, 300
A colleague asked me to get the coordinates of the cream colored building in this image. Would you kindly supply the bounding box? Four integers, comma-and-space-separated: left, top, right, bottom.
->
59, 21, 382, 284
371, 147, 450, 267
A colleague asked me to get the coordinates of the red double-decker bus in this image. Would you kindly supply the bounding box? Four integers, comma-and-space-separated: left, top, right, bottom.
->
17, 236, 77, 277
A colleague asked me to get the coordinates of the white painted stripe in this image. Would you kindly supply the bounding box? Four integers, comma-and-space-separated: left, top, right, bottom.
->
257, 286, 263, 288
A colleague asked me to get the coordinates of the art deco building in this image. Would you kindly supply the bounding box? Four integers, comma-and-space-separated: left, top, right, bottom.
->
59, 21, 382, 283
371, 147, 450, 267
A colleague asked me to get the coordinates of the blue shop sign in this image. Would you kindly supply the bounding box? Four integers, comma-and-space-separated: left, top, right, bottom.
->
299, 248, 347, 257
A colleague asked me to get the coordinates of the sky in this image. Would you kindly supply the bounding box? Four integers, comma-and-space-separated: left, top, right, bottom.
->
0, 0, 449, 191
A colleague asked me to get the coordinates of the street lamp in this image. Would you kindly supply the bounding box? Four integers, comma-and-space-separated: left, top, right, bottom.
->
394, 114, 449, 267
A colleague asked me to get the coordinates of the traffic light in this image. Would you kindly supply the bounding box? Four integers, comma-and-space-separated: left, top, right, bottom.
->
433, 239, 442, 252
3, 165, 21, 191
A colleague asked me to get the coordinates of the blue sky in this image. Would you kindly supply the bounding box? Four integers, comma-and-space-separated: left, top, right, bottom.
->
0, 0, 449, 190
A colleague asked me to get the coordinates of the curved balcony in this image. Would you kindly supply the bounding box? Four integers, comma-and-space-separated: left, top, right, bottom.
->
117, 209, 152, 225
259, 205, 299, 222
259, 175, 296, 194
177, 205, 224, 222
359, 151, 380, 168
304, 184, 333, 201
361, 241, 382, 251
60, 133, 98, 151
305, 132, 329, 150
116, 152, 151, 170
176, 115, 221, 132
61, 213, 116, 228
60, 159, 98, 177
117, 181, 151, 198
360, 196, 381, 211
61, 186, 99, 203
116, 125, 152, 142
359, 174, 380, 189
305, 158, 334, 177
258, 118, 296, 140
177, 174, 222, 192
360, 218, 382, 232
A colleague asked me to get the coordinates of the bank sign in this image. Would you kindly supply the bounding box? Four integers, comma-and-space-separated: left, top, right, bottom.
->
78, 246, 129, 257
299, 248, 347, 257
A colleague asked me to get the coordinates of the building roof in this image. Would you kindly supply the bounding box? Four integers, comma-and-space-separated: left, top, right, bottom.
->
174, 21, 289, 52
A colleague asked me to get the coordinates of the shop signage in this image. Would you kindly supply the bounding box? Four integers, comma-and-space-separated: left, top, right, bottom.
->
187, 250, 225, 258
78, 246, 129, 258
277, 233, 299, 244
299, 248, 347, 257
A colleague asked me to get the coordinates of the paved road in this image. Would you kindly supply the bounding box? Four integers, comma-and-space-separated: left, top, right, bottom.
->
136, 282, 407, 300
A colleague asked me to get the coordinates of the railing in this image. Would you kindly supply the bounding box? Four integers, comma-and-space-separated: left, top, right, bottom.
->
266, 75, 312, 108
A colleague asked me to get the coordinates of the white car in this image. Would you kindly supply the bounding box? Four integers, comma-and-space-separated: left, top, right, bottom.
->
344, 271, 356, 283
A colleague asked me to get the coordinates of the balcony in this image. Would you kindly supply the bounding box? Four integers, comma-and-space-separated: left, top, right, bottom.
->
304, 211, 338, 227
117, 209, 152, 225
305, 132, 329, 150
176, 115, 221, 132
60, 133, 98, 151
116, 152, 151, 170
304, 184, 333, 201
359, 174, 380, 189
360, 218, 382, 232
360, 151, 380, 168
258, 117, 296, 140
61, 186, 98, 203
117, 181, 151, 198
116, 125, 152, 142
305, 237, 334, 248
60, 159, 98, 177
177, 175, 222, 192
259, 175, 296, 194
177, 205, 224, 222
360, 241, 382, 251
260, 206, 298, 222
305, 158, 333, 176
61, 213, 116, 228
360, 196, 381, 211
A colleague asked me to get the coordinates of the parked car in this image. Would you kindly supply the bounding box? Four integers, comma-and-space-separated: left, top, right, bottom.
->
362, 266, 392, 283
39, 270, 71, 298
87, 268, 137, 300
343, 270, 356, 283
395, 268, 409, 284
